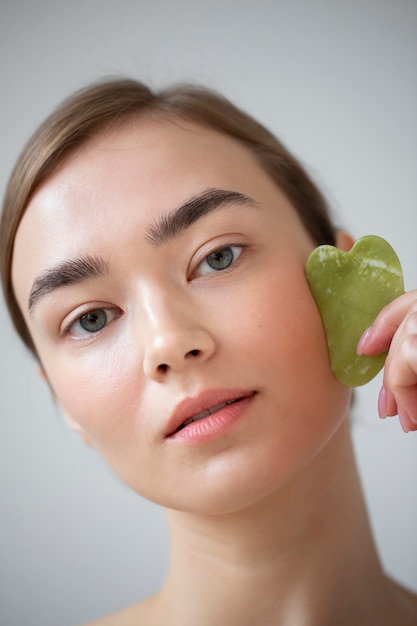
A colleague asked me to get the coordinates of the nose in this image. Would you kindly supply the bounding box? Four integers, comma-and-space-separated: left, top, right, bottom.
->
141, 294, 216, 381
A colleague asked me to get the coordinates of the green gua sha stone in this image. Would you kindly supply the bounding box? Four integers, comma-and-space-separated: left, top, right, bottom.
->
306, 235, 404, 387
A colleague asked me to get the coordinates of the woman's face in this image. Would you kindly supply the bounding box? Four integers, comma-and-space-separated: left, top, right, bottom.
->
12, 118, 351, 514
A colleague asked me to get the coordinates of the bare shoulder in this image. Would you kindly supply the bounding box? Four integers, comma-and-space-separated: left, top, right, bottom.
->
81, 595, 158, 626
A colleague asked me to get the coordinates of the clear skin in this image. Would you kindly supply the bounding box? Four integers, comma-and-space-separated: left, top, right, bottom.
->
12, 118, 417, 625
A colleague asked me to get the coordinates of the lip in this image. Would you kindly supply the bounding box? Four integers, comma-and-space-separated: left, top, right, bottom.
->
166, 389, 256, 442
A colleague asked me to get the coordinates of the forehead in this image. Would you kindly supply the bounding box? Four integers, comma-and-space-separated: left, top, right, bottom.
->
20, 117, 269, 233
11, 117, 292, 310
13, 117, 270, 239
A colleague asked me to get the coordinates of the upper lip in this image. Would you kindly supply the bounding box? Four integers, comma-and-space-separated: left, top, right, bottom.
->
165, 389, 256, 437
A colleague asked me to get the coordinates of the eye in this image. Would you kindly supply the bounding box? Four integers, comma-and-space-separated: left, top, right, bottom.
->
195, 245, 244, 276
64, 307, 120, 338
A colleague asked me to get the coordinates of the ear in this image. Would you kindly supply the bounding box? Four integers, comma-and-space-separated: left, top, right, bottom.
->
335, 230, 355, 252
37, 365, 95, 447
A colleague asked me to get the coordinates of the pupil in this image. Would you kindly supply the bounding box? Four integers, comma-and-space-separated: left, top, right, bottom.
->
207, 247, 233, 270
80, 310, 107, 332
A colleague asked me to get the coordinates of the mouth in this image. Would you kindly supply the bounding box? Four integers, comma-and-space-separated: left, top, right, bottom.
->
166, 390, 256, 438
178, 397, 244, 431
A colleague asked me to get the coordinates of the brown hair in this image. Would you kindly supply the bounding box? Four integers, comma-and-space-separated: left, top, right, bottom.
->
0, 77, 336, 358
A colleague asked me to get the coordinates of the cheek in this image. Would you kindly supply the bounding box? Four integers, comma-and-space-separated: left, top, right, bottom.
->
41, 343, 141, 444
225, 265, 350, 420
225, 266, 329, 372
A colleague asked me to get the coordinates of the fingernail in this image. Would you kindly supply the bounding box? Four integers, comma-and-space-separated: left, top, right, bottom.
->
378, 386, 387, 419
398, 412, 410, 433
357, 327, 371, 355
398, 406, 417, 427
408, 411, 417, 426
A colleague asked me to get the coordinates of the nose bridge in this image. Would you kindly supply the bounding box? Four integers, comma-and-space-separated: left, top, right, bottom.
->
144, 283, 187, 329
140, 284, 215, 380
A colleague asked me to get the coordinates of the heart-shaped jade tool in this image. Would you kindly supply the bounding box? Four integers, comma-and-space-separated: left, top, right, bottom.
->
306, 235, 404, 387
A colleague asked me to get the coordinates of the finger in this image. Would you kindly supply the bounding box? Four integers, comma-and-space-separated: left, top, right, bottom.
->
357, 290, 417, 356
380, 384, 417, 432
382, 323, 417, 428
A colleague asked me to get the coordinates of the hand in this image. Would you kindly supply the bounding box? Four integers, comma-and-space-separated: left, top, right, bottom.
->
357, 290, 417, 432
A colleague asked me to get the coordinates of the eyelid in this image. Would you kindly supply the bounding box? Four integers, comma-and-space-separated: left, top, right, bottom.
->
61, 305, 122, 339
190, 243, 246, 280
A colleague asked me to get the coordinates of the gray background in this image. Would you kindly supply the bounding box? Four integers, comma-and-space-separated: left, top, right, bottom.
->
0, 1, 416, 625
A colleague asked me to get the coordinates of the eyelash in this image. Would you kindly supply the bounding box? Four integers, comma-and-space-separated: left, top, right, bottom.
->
193, 244, 245, 278
63, 307, 121, 339
61, 245, 245, 339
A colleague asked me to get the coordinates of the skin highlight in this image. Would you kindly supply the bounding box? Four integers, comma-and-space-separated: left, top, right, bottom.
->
13, 119, 351, 513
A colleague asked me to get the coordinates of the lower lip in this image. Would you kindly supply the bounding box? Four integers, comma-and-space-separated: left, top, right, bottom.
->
168, 394, 255, 444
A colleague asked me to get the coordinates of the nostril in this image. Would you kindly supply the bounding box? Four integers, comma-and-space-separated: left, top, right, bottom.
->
155, 350, 201, 375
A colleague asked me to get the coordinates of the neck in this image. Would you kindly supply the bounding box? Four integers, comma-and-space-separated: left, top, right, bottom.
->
153, 419, 389, 625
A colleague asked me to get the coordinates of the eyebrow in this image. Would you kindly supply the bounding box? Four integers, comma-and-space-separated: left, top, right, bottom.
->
28, 254, 108, 314
28, 188, 255, 314
145, 188, 256, 246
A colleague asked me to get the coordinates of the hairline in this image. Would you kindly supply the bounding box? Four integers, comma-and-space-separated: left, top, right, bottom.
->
2, 79, 336, 358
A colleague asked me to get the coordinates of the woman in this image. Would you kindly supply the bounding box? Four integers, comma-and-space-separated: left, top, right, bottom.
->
1, 79, 416, 625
